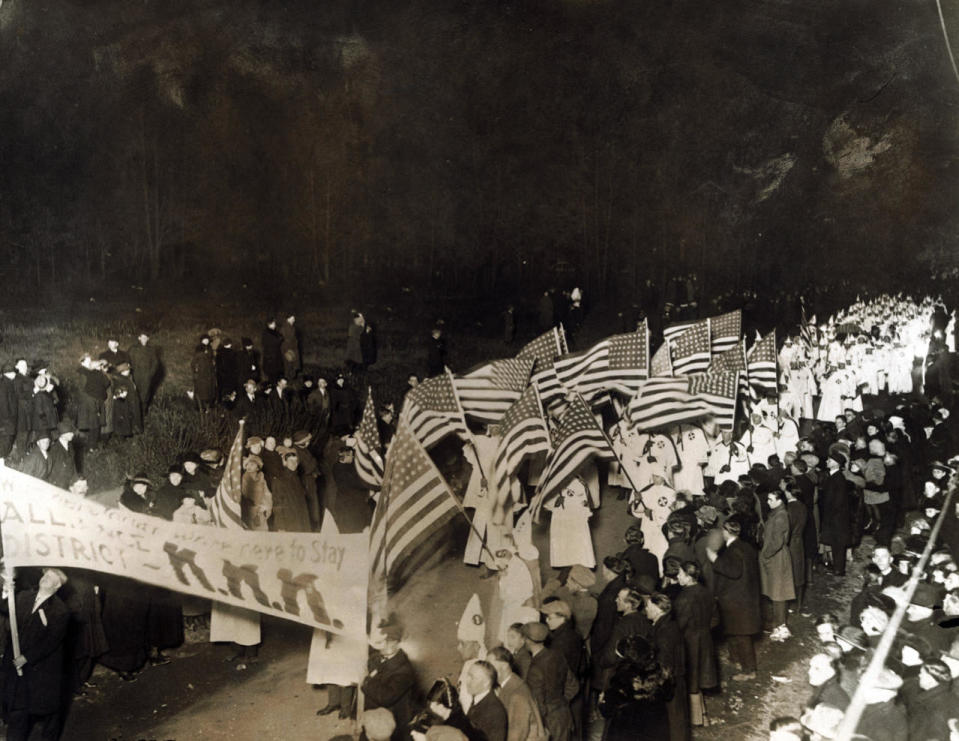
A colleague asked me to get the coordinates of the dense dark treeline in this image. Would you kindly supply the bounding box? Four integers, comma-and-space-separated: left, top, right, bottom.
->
0, 0, 957, 301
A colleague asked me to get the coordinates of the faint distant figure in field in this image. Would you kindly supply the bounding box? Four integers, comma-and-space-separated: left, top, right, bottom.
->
539, 291, 555, 332
261, 318, 284, 384
191, 336, 217, 414
567, 287, 584, 347
0, 361, 18, 459
238, 337, 259, 384
12, 358, 33, 458
426, 321, 448, 378
30, 373, 59, 444
330, 374, 356, 436
281, 314, 301, 381
76, 355, 107, 451
215, 337, 240, 403
345, 311, 365, 378
503, 305, 516, 345
128, 332, 161, 415
98, 336, 130, 371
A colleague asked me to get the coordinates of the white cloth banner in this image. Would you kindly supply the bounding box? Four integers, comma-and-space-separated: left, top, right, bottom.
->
0, 467, 368, 636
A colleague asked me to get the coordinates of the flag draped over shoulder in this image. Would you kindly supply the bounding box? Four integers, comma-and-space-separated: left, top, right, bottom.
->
369, 421, 459, 581
688, 371, 740, 431
212, 423, 245, 529
627, 376, 709, 431
747, 330, 778, 393
493, 386, 551, 512
399, 370, 469, 450
516, 327, 567, 372
554, 323, 649, 400
354, 388, 384, 488
453, 357, 534, 424
536, 394, 614, 504
669, 321, 711, 376
708, 310, 742, 355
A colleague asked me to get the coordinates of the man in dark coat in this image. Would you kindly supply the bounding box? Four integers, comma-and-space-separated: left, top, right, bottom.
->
464, 660, 508, 741
307, 377, 333, 448
261, 319, 284, 384
622, 525, 661, 583
128, 332, 161, 414
0, 362, 18, 459
16, 434, 53, 482
191, 340, 217, 413
597, 585, 653, 691
280, 315, 301, 380
426, 324, 448, 378
98, 338, 130, 370
524, 621, 573, 741
234, 379, 264, 425
707, 516, 761, 679
647, 592, 689, 741
12, 359, 33, 458
363, 614, 417, 741
153, 465, 188, 521
237, 338, 260, 385
3, 568, 71, 741
215, 337, 240, 402
47, 421, 79, 490
820, 453, 854, 575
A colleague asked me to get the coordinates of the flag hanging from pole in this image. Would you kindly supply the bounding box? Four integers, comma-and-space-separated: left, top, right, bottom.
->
708, 309, 742, 355
399, 371, 470, 450
354, 388, 385, 488
535, 394, 615, 506
627, 376, 709, 431
453, 357, 534, 424
747, 330, 778, 394
516, 327, 568, 372
553, 325, 649, 400
211, 423, 245, 529
368, 421, 459, 582
493, 386, 551, 513
669, 321, 711, 376
688, 371, 740, 431
662, 320, 696, 345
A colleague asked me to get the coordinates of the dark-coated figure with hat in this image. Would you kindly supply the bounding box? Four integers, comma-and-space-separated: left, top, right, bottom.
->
191, 338, 217, 414
128, 331, 161, 415
0, 361, 18, 459
362, 613, 417, 740
261, 319, 284, 385
15, 432, 53, 483
47, 420, 79, 490
215, 337, 240, 402
596, 586, 652, 693
524, 620, 575, 741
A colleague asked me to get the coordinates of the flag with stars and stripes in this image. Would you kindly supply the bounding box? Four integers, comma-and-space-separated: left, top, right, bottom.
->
211, 423, 245, 529
650, 341, 673, 377
688, 371, 740, 431
516, 327, 568, 373
369, 421, 460, 582
453, 357, 535, 424
553, 323, 649, 400
747, 330, 778, 394
493, 386, 551, 512
708, 338, 750, 395
708, 309, 742, 355
627, 376, 709, 431
536, 394, 615, 505
354, 388, 385, 488
399, 370, 469, 450
531, 364, 567, 409
669, 321, 711, 375
662, 320, 696, 345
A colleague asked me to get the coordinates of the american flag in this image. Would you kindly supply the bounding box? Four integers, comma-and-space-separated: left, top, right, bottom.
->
650, 341, 672, 377
669, 321, 711, 375
708, 338, 750, 395
536, 394, 615, 505
369, 421, 459, 581
708, 310, 742, 355
800, 299, 818, 356
211, 423, 245, 529
399, 370, 469, 450
516, 327, 568, 372
531, 364, 567, 408
554, 324, 649, 399
688, 371, 740, 431
354, 388, 384, 488
627, 376, 709, 431
453, 357, 534, 424
493, 386, 551, 512
662, 320, 696, 345
747, 330, 778, 393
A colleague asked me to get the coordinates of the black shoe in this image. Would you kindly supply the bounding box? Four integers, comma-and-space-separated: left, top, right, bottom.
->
316, 704, 339, 716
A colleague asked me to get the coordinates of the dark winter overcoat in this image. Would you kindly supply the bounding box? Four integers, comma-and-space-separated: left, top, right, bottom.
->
712, 538, 762, 636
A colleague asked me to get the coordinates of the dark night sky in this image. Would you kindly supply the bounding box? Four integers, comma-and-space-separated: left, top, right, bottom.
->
1, 0, 958, 300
